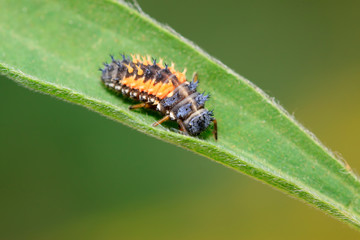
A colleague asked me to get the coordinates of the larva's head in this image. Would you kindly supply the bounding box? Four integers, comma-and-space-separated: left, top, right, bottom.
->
183, 109, 215, 136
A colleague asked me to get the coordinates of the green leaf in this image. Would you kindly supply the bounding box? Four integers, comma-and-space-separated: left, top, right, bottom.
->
1, 0, 360, 229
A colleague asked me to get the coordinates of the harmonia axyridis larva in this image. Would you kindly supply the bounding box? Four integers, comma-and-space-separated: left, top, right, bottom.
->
99, 54, 217, 140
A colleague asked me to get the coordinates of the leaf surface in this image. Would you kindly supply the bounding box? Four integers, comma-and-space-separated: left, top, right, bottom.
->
1, 0, 359, 229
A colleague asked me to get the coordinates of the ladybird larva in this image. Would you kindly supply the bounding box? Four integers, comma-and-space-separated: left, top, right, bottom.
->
99, 54, 217, 140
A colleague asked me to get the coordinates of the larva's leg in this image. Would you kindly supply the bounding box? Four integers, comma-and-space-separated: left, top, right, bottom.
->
212, 119, 218, 141
192, 72, 199, 83
177, 119, 189, 135
129, 102, 151, 110
152, 115, 170, 127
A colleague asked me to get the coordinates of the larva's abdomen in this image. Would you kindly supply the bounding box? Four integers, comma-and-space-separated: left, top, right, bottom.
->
101, 55, 186, 101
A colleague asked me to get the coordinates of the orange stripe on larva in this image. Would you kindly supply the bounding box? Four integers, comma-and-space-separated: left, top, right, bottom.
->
174, 72, 186, 84
147, 79, 159, 95
151, 83, 163, 96
142, 79, 153, 92
156, 82, 175, 99
122, 76, 135, 87
133, 77, 145, 91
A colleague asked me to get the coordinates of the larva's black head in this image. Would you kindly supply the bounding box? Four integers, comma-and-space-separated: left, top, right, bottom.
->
184, 109, 215, 136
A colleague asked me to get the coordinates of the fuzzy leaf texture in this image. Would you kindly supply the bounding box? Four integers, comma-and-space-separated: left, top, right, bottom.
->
1, 0, 359, 229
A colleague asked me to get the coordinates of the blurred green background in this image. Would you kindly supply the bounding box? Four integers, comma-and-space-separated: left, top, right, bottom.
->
1, 0, 359, 239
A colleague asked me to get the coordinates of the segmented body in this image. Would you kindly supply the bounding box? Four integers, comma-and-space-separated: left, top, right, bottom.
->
100, 54, 217, 139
